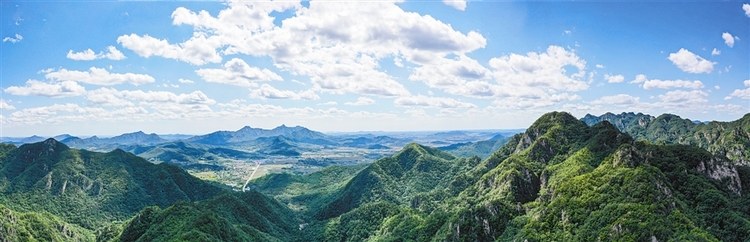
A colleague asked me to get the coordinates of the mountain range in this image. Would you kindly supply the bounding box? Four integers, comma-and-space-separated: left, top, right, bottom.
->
1, 111, 749, 241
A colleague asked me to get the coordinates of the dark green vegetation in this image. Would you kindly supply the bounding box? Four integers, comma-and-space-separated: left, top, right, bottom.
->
3, 111, 750, 241
583, 112, 750, 165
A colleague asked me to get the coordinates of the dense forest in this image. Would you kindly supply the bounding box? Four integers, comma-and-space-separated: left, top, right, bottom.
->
1, 111, 749, 241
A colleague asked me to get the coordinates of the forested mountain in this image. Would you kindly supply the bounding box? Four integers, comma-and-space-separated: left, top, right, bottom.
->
188, 125, 329, 145
0, 139, 230, 239
2, 111, 749, 241
116, 191, 300, 242
259, 112, 750, 241
583, 112, 750, 165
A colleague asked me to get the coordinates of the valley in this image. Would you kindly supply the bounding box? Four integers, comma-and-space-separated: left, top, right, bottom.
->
0, 111, 749, 241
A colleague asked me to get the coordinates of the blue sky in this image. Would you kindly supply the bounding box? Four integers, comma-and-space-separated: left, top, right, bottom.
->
1, 1, 749, 136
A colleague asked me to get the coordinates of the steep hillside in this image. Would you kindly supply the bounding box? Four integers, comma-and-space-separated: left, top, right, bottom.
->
583, 112, 750, 165
311, 111, 750, 241
0, 204, 94, 241
0, 139, 226, 230
315, 143, 482, 220
116, 191, 299, 242
251, 164, 368, 216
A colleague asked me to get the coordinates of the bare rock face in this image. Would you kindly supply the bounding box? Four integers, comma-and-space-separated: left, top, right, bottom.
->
696, 156, 742, 195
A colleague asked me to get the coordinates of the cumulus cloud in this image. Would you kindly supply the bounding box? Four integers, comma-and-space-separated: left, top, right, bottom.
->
591, 94, 640, 106
177, 78, 194, 84
442, 0, 466, 11
2, 34, 22, 43
658, 90, 708, 104
630, 74, 648, 84
3, 103, 150, 127
745, 4, 750, 17
87, 88, 133, 106
118, 89, 216, 105
0, 99, 15, 110
4, 80, 86, 98
165, 1, 485, 97
409, 55, 490, 93
643, 79, 704, 90
488, 45, 588, 92
317, 101, 338, 106
711, 48, 721, 56
722, 32, 739, 48
196, 58, 282, 87
345, 97, 376, 106
117, 33, 222, 65
724, 79, 750, 100
395, 95, 476, 109
667, 48, 715, 74
67, 46, 126, 61
45, 67, 155, 85
604, 74, 624, 83
249, 84, 319, 100
595, 64, 605, 69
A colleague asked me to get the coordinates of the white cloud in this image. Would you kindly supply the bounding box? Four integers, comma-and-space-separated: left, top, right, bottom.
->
667, 48, 715, 74
643, 79, 704, 90
631, 74, 648, 84
104, 46, 127, 60
177, 78, 194, 84
604, 74, 624, 83
168, 1, 485, 97
591, 94, 640, 106
118, 89, 216, 105
86, 88, 133, 106
715, 85, 720, 90
2, 34, 22, 43
395, 95, 476, 109
67, 46, 127, 61
3, 103, 151, 127
595, 64, 605, 69
117, 33, 222, 65
711, 48, 721, 56
195, 58, 282, 87
442, 0, 466, 11
0, 99, 15, 110
45, 67, 155, 86
66, 49, 98, 60
345, 97, 376, 106
4, 80, 86, 98
745, 3, 750, 17
722, 32, 739, 48
725, 80, 750, 100
410, 55, 490, 93
658, 90, 708, 104
249, 84, 319, 100
317, 101, 338, 106
488, 45, 588, 92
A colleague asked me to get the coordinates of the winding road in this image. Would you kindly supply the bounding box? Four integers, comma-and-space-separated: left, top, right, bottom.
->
242, 161, 261, 192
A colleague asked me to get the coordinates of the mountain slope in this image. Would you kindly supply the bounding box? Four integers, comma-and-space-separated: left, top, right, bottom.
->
0, 139, 226, 230
117, 191, 299, 242
312, 111, 749, 241
582, 112, 750, 165
188, 125, 329, 145
315, 143, 481, 220
0, 204, 94, 242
